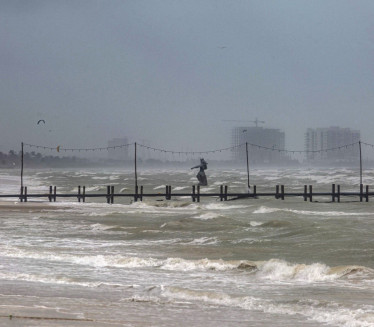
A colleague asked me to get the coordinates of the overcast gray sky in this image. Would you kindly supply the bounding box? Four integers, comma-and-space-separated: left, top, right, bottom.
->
1, 0, 374, 155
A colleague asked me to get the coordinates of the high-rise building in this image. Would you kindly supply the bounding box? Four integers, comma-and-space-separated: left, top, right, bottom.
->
305, 127, 360, 162
107, 137, 129, 161
231, 126, 286, 164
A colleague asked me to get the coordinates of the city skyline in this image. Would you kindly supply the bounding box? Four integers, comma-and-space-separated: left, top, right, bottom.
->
2, 123, 368, 165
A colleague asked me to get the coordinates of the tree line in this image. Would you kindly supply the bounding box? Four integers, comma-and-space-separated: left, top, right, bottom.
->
0, 150, 91, 168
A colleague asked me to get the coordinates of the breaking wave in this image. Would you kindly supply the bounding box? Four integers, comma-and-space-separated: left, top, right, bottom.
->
162, 286, 374, 327
2, 247, 371, 282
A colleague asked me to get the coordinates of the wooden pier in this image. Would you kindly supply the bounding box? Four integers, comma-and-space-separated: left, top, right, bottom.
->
0, 184, 372, 203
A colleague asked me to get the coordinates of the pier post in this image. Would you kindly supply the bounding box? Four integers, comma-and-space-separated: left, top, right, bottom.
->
54, 186, 56, 202
366, 185, 369, 202
82, 186, 86, 203
253, 185, 257, 198
78, 186, 81, 202
49, 185, 52, 202
220, 185, 223, 201
360, 184, 363, 202
197, 185, 200, 202
165, 185, 172, 200
303, 185, 307, 201
134, 185, 138, 202
140, 185, 143, 201
107, 186, 110, 204
167, 185, 171, 200
275, 185, 279, 199
20, 186, 24, 202
309, 185, 313, 202
24, 186, 27, 202
332, 184, 335, 202
111, 186, 114, 204
224, 185, 228, 201
337, 185, 340, 203
192, 185, 196, 202
281, 185, 285, 200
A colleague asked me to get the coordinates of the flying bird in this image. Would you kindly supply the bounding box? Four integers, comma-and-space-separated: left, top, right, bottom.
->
37, 119, 45, 125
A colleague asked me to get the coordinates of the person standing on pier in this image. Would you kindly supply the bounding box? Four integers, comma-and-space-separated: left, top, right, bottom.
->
191, 158, 208, 186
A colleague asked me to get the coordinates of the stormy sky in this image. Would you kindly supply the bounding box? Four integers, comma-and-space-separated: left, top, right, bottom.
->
1, 0, 374, 156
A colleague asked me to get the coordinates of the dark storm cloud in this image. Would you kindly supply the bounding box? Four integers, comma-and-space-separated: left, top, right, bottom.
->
1, 0, 374, 154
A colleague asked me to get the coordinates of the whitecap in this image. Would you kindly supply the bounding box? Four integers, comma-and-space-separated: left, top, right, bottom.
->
191, 212, 221, 220
172, 186, 188, 191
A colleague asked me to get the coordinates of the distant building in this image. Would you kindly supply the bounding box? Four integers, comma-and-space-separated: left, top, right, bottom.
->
231, 126, 286, 164
107, 137, 129, 161
305, 127, 360, 162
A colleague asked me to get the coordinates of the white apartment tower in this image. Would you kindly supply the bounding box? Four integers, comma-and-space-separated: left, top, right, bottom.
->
305, 127, 360, 162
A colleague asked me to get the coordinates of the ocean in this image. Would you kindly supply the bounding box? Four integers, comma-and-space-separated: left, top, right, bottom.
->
0, 167, 374, 326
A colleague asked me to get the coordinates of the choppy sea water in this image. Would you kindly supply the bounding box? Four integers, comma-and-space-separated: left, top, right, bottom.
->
0, 167, 374, 326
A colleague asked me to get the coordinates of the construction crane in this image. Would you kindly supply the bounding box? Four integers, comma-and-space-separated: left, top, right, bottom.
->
222, 118, 265, 127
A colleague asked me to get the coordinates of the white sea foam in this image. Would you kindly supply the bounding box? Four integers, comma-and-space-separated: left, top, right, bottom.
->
162, 286, 374, 327
212, 181, 228, 185
185, 237, 218, 245
172, 186, 188, 191
253, 206, 279, 214
87, 211, 122, 217
1, 246, 247, 271
69, 185, 105, 193
249, 221, 263, 227
153, 185, 166, 190
203, 203, 250, 210
254, 259, 373, 283
253, 206, 374, 217
0, 271, 131, 290
161, 258, 236, 271
264, 176, 280, 181
191, 212, 221, 220
89, 223, 129, 234
256, 259, 333, 282
199, 187, 215, 192
0, 271, 102, 288
3, 246, 367, 282
84, 186, 103, 192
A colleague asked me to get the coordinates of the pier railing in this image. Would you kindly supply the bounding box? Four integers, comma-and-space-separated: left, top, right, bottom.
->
1, 184, 372, 203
